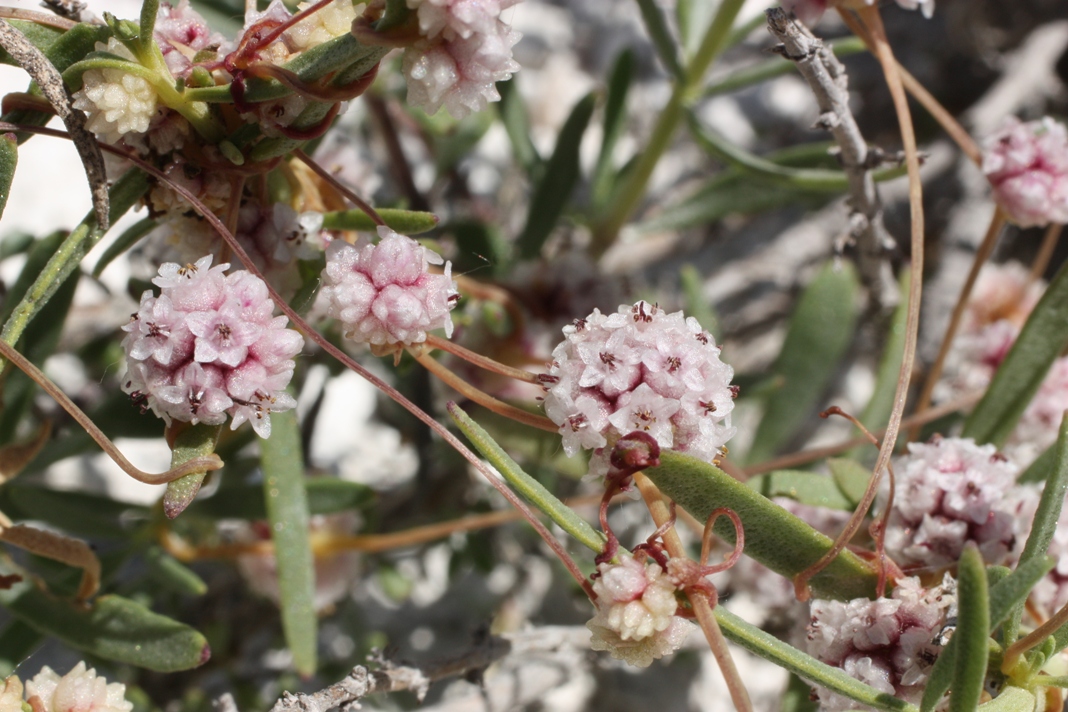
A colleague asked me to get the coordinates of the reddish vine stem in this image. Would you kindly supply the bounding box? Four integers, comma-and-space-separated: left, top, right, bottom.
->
424, 333, 539, 384
911, 207, 1006, 439
0, 123, 596, 601
0, 339, 222, 484
0, 7, 77, 31
293, 149, 385, 227
1031, 222, 1064, 282
794, 6, 926, 601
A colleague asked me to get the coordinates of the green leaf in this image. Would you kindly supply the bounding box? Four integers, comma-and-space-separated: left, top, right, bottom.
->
746, 262, 859, 464
320, 207, 439, 234
163, 423, 223, 519
0, 484, 147, 539
950, 544, 989, 712
921, 555, 1055, 712
964, 258, 1068, 445
1019, 443, 1055, 484
701, 36, 867, 98
645, 450, 878, 601
259, 407, 317, 676
714, 607, 916, 712
0, 133, 16, 221
448, 404, 605, 553
780, 673, 820, 712
185, 477, 373, 520
516, 93, 595, 260
977, 688, 1035, 712
145, 546, 207, 596
679, 264, 719, 339
746, 470, 854, 510
0, 20, 64, 67
636, 0, 684, 81
592, 49, 634, 210
139, 0, 160, 49
859, 268, 911, 441
1004, 414, 1068, 643
828, 459, 870, 508
0, 558, 209, 671
92, 216, 156, 277
0, 618, 41, 677
496, 79, 540, 177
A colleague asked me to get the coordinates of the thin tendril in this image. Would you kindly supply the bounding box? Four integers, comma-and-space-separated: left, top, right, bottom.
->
1031, 222, 1064, 282
699, 507, 744, 575
293, 149, 384, 226
424, 333, 539, 384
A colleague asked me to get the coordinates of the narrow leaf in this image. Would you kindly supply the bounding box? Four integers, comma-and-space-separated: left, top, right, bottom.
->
828, 459, 870, 508
448, 404, 605, 553
145, 546, 208, 596
859, 268, 911, 438
185, 478, 373, 520
0, 484, 147, 539
1019, 444, 1055, 483
964, 259, 1068, 445
714, 607, 916, 712
1004, 413, 1068, 643
977, 688, 1035, 712
0, 558, 209, 671
746, 470, 854, 510
592, 49, 634, 210
0, 133, 16, 221
0, 20, 63, 67
496, 79, 540, 177
746, 262, 859, 464
139, 0, 160, 48
163, 423, 223, 519
259, 407, 317, 676
645, 450, 879, 601
636, 0, 684, 81
92, 216, 156, 276
950, 544, 989, 712
921, 555, 1055, 712
320, 207, 439, 234
516, 93, 595, 260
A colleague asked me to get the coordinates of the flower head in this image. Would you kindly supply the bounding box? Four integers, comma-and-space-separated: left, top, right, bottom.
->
880, 437, 1038, 568
807, 576, 956, 711
155, 1, 227, 79
402, 0, 521, 118
587, 554, 693, 667
72, 38, 158, 145
320, 227, 458, 348
122, 256, 303, 438
543, 301, 736, 477
982, 116, 1068, 228
286, 0, 363, 50
25, 662, 132, 712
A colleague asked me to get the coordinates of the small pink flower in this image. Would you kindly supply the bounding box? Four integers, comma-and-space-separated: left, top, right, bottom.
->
122, 256, 303, 438
154, 1, 227, 79
320, 227, 458, 347
982, 116, 1068, 228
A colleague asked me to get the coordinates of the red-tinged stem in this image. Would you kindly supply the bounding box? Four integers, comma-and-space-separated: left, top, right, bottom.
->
794, 6, 925, 601
0, 7, 76, 31
1031, 223, 1064, 282
0, 338, 222, 484
424, 333, 539, 384
635, 472, 753, 712
699, 508, 744, 574
293, 149, 385, 227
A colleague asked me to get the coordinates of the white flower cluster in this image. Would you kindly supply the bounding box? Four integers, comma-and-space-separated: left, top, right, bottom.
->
542, 301, 736, 478
287, 0, 364, 50
402, 0, 521, 118
72, 38, 158, 145
881, 437, 1038, 568
807, 576, 956, 711
13, 662, 133, 712
587, 555, 693, 668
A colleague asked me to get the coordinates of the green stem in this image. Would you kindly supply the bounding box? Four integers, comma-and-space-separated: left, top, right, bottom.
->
0, 168, 148, 365
592, 0, 746, 252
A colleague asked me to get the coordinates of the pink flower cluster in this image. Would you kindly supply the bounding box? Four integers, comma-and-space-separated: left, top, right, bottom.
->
122, 256, 304, 438
320, 227, 459, 348
587, 554, 693, 667
880, 437, 1038, 569
542, 302, 736, 478
807, 576, 956, 711
155, 1, 228, 80
982, 116, 1068, 228
402, 0, 521, 118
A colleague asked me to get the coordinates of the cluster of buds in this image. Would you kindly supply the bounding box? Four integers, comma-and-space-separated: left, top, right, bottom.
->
541, 301, 737, 478
0, 663, 133, 712
400, 0, 522, 118
320, 226, 459, 350
587, 553, 694, 668
807, 575, 957, 711
880, 437, 1038, 569
982, 116, 1068, 228
121, 256, 304, 438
